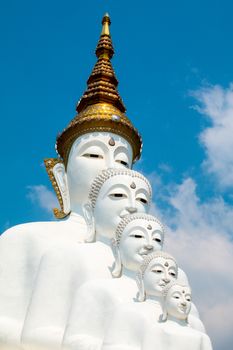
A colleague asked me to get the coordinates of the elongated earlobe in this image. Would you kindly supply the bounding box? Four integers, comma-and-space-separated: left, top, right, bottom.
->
53, 162, 70, 215
136, 273, 146, 302
111, 238, 122, 278
160, 306, 168, 322
83, 203, 95, 242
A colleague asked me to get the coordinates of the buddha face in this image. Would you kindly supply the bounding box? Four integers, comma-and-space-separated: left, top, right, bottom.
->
66, 132, 133, 211
165, 284, 191, 320
143, 257, 178, 297
119, 219, 164, 272
94, 176, 151, 239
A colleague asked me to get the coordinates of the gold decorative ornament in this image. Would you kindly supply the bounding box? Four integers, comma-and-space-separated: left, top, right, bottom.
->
56, 13, 142, 166
44, 158, 70, 219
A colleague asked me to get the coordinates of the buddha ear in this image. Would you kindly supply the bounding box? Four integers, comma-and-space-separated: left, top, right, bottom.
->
160, 302, 168, 322
136, 273, 146, 302
111, 238, 122, 278
83, 202, 96, 243
53, 162, 70, 214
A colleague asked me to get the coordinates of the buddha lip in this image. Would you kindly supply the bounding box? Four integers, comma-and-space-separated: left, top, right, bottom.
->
158, 282, 166, 287
179, 305, 187, 311
178, 305, 187, 313
139, 250, 150, 256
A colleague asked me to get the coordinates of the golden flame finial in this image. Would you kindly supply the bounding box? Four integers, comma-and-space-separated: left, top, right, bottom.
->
101, 13, 110, 36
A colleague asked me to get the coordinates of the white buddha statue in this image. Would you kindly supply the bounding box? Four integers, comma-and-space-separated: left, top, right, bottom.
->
142, 282, 213, 350
0, 14, 142, 349
21, 169, 152, 349
102, 251, 178, 350
102, 250, 205, 350
62, 213, 165, 350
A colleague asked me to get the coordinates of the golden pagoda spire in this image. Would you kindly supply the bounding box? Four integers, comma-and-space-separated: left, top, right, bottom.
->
56, 14, 142, 165
76, 13, 126, 113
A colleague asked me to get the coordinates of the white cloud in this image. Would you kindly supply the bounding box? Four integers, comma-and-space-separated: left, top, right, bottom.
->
26, 185, 58, 214
191, 83, 233, 189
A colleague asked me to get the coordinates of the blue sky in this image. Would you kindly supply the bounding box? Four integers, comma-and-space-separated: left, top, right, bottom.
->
1, 1, 233, 349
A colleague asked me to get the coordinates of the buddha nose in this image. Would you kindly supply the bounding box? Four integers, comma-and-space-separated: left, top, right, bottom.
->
126, 207, 137, 214
181, 301, 187, 307
162, 277, 170, 284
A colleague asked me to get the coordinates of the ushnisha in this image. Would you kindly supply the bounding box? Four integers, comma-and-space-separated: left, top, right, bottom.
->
21, 169, 152, 349
142, 282, 213, 350
62, 213, 165, 350
0, 14, 142, 348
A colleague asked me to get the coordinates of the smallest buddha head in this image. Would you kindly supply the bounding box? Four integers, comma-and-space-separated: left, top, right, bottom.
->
136, 251, 178, 302
161, 282, 192, 322
83, 169, 152, 242
111, 214, 165, 278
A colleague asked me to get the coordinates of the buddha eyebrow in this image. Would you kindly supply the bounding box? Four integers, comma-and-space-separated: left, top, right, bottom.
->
151, 263, 164, 269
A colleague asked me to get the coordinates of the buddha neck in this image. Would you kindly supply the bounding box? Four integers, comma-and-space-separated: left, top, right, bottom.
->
145, 294, 162, 305
122, 267, 136, 280
97, 235, 111, 246
166, 315, 188, 327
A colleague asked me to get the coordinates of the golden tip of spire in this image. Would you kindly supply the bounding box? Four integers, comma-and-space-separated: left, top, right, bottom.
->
101, 13, 111, 35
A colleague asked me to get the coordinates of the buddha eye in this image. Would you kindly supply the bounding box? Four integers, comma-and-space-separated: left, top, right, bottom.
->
173, 296, 180, 299
152, 269, 162, 273
153, 237, 161, 243
136, 198, 148, 204
186, 297, 191, 302
169, 271, 177, 277
130, 234, 144, 238
116, 160, 129, 167
82, 153, 104, 159
109, 193, 127, 199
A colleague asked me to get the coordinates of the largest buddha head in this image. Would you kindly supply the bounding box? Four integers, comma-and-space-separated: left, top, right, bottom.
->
44, 14, 142, 219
